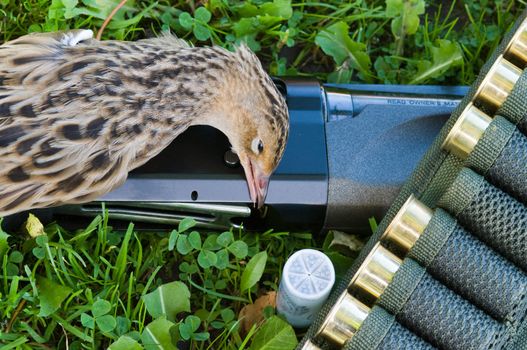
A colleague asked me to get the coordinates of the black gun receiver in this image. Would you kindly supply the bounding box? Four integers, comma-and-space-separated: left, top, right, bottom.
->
35, 80, 468, 234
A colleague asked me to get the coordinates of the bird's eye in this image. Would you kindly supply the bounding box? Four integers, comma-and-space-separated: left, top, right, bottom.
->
251, 138, 264, 154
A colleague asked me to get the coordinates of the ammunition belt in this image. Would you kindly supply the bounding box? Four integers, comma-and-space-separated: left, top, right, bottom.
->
300, 9, 527, 350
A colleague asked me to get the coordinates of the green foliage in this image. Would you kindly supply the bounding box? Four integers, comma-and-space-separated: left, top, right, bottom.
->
0, 220, 10, 260
369, 217, 378, 233
179, 315, 209, 341
0, 212, 313, 349
170, 220, 249, 273
141, 316, 179, 350
386, 0, 426, 57
142, 281, 191, 321
109, 335, 144, 350
409, 39, 463, 84
81, 299, 117, 333
241, 251, 268, 293
386, 0, 425, 37
1, 0, 524, 84
248, 316, 297, 350
321, 231, 361, 281
36, 276, 72, 317
315, 21, 373, 83
211, 308, 236, 329
179, 7, 213, 41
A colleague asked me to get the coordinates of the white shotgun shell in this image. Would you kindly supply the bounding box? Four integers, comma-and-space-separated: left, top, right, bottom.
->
276, 249, 336, 328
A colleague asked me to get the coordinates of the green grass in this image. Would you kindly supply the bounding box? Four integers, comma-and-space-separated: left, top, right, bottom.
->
1, 0, 525, 84
1, 0, 527, 349
1, 213, 318, 349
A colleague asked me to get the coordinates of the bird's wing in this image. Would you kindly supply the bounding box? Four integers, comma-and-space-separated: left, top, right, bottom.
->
0, 115, 136, 215
0, 29, 95, 90
0, 31, 173, 215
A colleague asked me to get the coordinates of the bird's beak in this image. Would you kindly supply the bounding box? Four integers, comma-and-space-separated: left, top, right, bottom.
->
241, 158, 270, 209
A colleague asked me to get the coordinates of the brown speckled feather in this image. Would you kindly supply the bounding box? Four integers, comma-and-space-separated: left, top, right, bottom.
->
0, 30, 288, 215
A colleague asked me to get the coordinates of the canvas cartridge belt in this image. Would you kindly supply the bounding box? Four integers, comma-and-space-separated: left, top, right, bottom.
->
301, 8, 527, 350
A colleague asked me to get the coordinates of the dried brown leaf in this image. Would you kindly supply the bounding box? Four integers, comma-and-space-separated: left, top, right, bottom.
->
238, 291, 276, 336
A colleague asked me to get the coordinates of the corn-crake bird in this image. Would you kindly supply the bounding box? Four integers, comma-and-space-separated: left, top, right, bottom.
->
0, 29, 289, 216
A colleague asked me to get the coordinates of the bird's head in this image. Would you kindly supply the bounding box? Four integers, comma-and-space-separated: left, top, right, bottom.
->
194, 45, 289, 208
182, 45, 289, 208
229, 49, 289, 209
231, 102, 288, 209
223, 79, 288, 209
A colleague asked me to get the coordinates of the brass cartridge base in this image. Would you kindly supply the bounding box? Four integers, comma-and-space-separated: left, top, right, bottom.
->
301, 340, 322, 350
348, 243, 402, 301
442, 103, 492, 159
381, 195, 433, 255
473, 56, 521, 112
317, 292, 370, 347
506, 18, 527, 67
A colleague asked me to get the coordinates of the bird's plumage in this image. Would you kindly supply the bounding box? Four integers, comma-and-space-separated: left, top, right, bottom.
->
0, 30, 288, 215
